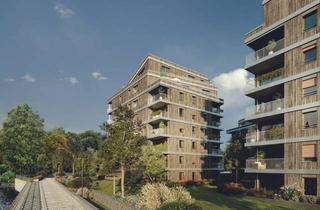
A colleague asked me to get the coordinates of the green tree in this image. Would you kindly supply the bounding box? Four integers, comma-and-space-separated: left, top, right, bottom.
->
79, 130, 102, 151
0, 104, 46, 175
101, 105, 147, 197
224, 132, 250, 183
139, 141, 166, 182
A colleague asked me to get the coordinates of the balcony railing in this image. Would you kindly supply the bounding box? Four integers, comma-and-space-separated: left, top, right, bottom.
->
148, 128, 167, 137
246, 158, 284, 170
246, 38, 284, 66
151, 93, 167, 102
247, 98, 284, 117
209, 149, 224, 156
208, 121, 222, 127
205, 107, 223, 114
246, 125, 284, 143
150, 111, 167, 120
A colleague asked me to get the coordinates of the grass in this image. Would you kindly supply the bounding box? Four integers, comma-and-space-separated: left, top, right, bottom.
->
95, 179, 120, 196
189, 186, 320, 210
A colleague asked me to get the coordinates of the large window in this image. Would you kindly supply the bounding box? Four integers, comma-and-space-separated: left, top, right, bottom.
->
160, 66, 170, 77
303, 110, 318, 128
304, 11, 317, 30
304, 178, 317, 196
179, 172, 184, 181
179, 92, 184, 102
302, 143, 317, 161
303, 45, 317, 63
179, 140, 184, 148
192, 96, 197, 105
179, 156, 184, 164
179, 108, 184, 117
302, 76, 317, 96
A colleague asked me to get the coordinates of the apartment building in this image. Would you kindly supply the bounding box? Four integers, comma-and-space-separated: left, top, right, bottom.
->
106, 54, 224, 182
244, 0, 320, 196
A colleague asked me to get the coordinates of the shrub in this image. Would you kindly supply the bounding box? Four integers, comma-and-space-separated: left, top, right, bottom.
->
265, 191, 275, 199
0, 171, 15, 183
76, 187, 90, 199
299, 195, 317, 204
277, 185, 301, 201
55, 176, 65, 184
217, 182, 247, 196
65, 176, 91, 188
157, 201, 202, 210
0, 164, 10, 175
137, 183, 194, 210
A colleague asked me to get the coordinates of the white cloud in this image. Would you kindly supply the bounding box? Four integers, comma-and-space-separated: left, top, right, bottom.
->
22, 74, 36, 83
54, 3, 75, 19
92, 72, 107, 80
64, 77, 79, 85
212, 68, 254, 109
4, 78, 16, 82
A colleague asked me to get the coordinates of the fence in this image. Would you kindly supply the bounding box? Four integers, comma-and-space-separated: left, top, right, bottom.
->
89, 190, 138, 210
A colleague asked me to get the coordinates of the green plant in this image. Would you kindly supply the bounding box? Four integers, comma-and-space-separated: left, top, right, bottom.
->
277, 185, 301, 201
299, 195, 318, 204
157, 201, 202, 210
159, 121, 166, 129
137, 183, 194, 210
266, 40, 277, 52
0, 171, 15, 183
151, 110, 161, 117
257, 151, 266, 160
0, 164, 10, 175
65, 176, 92, 188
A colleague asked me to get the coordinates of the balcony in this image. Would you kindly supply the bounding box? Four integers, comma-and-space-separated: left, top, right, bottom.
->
246, 38, 284, 66
147, 128, 167, 140
209, 149, 224, 156
208, 121, 222, 128
247, 98, 284, 117
148, 93, 168, 109
246, 125, 284, 144
148, 111, 168, 124
205, 107, 223, 114
246, 158, 284, 171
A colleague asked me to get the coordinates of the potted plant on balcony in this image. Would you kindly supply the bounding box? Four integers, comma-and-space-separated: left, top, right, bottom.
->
266, 39, 277, 55
158, 87, 166, 100
151, 110, 161, 118
255, 151, 266, 170
159, 121, 166, 133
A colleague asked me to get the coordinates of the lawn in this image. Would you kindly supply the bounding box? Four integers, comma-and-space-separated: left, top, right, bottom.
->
95, 179, 120, 196
189, 186, 320, 210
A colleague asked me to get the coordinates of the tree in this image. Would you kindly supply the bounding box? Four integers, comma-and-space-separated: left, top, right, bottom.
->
139, 141, 166, 182
78, 130, 102, 151
0, 104, 46, 175
101, 105, 147, 197
224, 132, 250, 183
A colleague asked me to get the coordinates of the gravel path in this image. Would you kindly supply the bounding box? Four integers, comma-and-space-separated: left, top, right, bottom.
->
40, 178, 97, 210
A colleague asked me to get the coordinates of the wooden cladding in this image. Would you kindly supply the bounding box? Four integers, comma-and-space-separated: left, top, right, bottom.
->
302, 44, 317, 52
302, 77, 316, 88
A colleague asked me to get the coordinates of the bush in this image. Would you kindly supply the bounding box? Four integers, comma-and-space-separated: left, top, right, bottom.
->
217, 182, 247, 196
0, 171, 15, 183
265, 191, 275, 199
299, 195, 318, 204
137, 183, 194, 210
65, 176, 91, 188
277, 185, 301, 201
157, 201, 202, 210
0, 164, 10, 175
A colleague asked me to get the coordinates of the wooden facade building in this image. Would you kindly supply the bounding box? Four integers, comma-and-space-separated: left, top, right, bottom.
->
107, 54, 224, 182
244, 0, 320, 196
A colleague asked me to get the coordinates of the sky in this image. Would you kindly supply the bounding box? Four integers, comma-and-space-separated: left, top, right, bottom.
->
0, 0, 262, 145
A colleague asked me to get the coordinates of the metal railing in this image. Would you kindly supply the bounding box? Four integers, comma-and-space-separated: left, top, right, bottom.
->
148, 128, 167, 137
246, 158, 284, 170
210, 149, 224, 156
247, 98, 284, 117
246, 38, 284, 66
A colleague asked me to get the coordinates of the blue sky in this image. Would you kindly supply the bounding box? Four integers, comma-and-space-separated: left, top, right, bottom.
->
0, 0, 261, 144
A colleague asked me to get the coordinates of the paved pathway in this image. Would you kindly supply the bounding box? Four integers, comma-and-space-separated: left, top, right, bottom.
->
40, 178, 97, 210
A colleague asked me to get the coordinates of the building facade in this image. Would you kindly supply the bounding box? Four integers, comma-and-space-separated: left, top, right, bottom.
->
107, 54, 224, 182
244, 0, 320, 195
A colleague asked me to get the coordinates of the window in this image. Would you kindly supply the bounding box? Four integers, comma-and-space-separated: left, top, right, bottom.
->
179, 108, 184, 117
137, 67, 145, 76
179, 140, 184, 148
303, 45, 317, 63
302, 144, 317, 161
304, 11, 317, 30
192, 141, 196, 150
133, 85, 138, 93
160, 66, 170, 77
192, 172, 196, 181
192, 96, 196, 105
179, 92, 184, 102
192, 115, 196, 121
179, 156, 184, 164
179, 172, 184, 181
202, 89, 210, 93
132, 100, 138, 108
192, 126, 196, 135
303, 111, 318, 128
302, 77, 317, 96
304, 178, 317, 195
188, 75, 195, 79
179, 128, 184, 134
